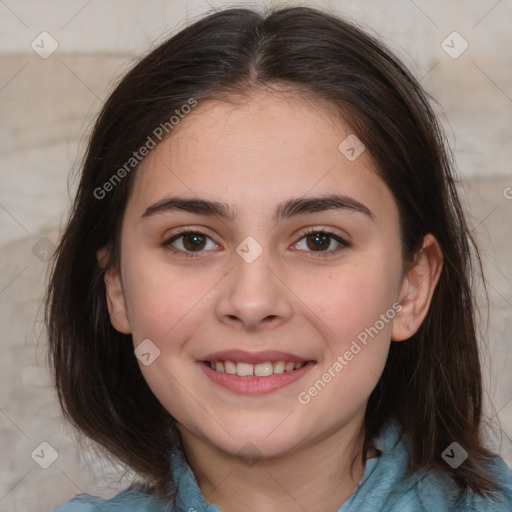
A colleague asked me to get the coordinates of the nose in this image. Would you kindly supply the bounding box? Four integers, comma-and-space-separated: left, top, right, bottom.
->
215, 247, 294, 332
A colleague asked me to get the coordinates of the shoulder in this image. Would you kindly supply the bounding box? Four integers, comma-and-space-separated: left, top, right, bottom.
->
354, 418, 512, 511
410, 455, 512, 511
53, 487, 174, 512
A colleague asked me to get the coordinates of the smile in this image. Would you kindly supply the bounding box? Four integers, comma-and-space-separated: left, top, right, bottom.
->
206, 360, 307, 377
199, 360, 315, 394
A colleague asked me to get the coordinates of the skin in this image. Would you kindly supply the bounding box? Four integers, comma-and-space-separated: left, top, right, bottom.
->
100, 86, 443, 512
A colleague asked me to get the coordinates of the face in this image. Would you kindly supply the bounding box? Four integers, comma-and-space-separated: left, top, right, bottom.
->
103, 88, 430, 459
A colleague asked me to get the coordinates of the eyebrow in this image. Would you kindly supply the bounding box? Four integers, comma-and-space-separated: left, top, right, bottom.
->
141, 193, 375, 222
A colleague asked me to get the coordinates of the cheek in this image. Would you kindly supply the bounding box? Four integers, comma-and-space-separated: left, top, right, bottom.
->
121, 256, 202, 341
299, 261, 399, 348
122, 261, 212, 418
295, 267, 397, 414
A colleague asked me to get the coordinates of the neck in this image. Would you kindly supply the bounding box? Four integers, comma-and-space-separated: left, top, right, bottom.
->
179, 412, 371, 512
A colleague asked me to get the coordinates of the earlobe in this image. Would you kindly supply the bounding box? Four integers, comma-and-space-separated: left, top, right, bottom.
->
391, 234, 443, 342
97, 248, 132, 334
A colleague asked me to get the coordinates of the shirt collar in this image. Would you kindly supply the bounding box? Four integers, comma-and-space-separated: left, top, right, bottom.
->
168, 418, 403, 511
170, 449, 222, 512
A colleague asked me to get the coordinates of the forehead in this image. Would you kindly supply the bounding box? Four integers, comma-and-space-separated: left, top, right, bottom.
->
127, 89, 398, 224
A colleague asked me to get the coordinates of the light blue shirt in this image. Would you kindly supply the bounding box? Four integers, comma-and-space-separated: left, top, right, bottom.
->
54, 419, 512, 511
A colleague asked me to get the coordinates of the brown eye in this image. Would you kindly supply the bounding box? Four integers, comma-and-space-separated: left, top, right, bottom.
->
182, 233, 207, 251
306, 232, 331, 251
294, 229, 349, 256
164, 230, 219, 257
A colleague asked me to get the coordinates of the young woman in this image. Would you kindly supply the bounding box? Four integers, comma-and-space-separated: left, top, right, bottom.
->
47, 6, 512, 511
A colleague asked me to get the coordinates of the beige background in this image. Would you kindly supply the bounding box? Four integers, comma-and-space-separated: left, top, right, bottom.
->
1, 0, 511, 510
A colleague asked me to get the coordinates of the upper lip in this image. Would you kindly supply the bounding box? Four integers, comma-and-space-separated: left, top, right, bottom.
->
201, 349, 314, 364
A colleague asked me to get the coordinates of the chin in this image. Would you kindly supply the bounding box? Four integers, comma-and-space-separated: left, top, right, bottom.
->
205, 421, 308, 461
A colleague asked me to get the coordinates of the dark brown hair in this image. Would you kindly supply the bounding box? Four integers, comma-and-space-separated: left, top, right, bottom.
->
45, 4, 502, 502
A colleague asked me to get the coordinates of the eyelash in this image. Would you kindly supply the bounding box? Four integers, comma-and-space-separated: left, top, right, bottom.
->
163, 228, 350, 259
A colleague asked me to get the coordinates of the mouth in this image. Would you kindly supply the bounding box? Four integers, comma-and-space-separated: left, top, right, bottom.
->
198, 350, 316, 394
204, 359, 308, 377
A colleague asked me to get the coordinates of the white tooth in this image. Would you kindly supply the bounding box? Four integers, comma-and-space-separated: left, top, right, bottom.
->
273, 361, 285, 374
285, 362, 295, 372
294, 362, 305, 369
237, 362, 254, 376
215, 361, 225, 372
224, 360, 237, 374
254, 362, 273, 377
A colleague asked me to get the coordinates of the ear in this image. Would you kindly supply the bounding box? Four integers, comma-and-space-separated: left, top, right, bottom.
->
97, 247, 131, 334
391, 234, 443, 342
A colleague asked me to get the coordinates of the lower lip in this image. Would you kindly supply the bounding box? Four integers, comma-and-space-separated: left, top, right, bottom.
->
198, 361, 315, 394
